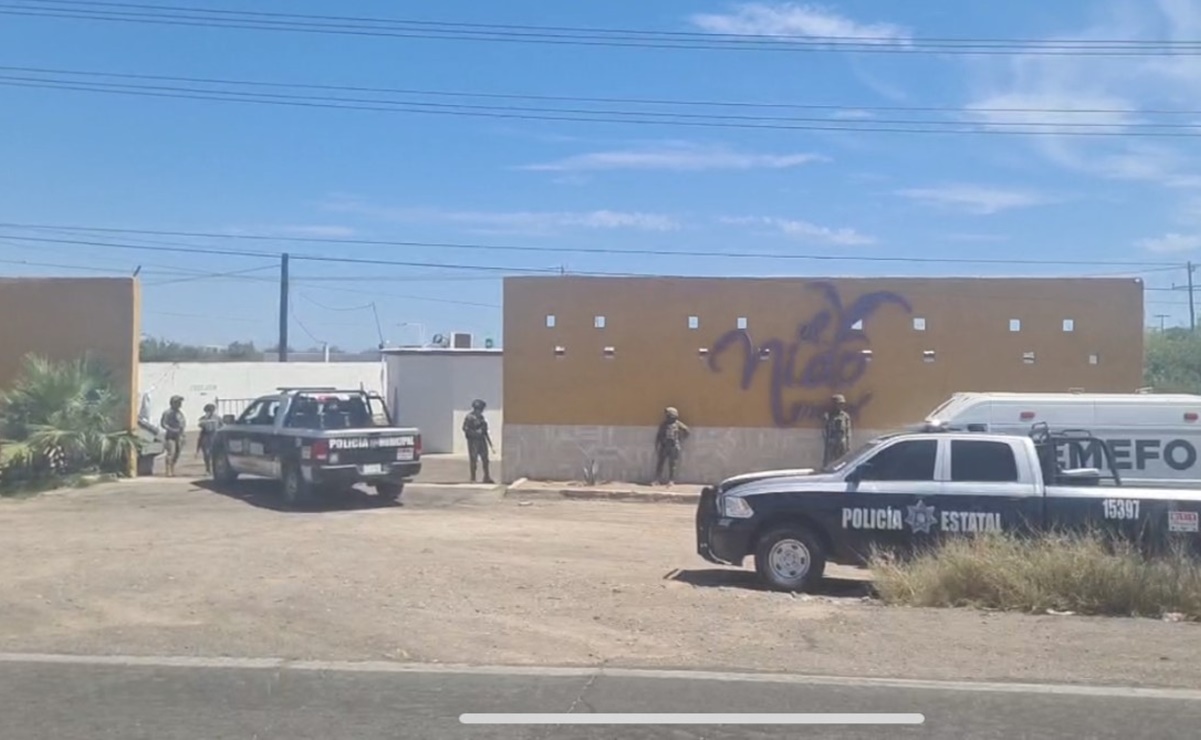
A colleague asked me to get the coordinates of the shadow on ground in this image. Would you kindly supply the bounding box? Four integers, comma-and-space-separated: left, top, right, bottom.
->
666, 568, 875, 598
191, 478, 401, 514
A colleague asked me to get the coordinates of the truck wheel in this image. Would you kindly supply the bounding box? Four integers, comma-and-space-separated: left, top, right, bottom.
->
212, 451, 238, 484
281, 463, 313, 508
754, 525, 827, 593
376, 482, 404, 503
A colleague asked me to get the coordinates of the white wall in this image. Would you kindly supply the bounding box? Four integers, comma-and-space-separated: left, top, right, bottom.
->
385, 351, 503, 454
138, 362, 386, 431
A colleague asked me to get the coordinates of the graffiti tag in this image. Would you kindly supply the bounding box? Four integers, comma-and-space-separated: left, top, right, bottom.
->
708, 282, 913, 428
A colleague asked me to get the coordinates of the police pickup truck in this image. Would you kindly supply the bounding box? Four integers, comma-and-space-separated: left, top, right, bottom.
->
696, 424, 1201, 592
210, 387, 421, 507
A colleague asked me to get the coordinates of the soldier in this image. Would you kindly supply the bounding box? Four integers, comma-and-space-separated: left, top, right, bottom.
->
462, 398, 495, 484
160, 395, 186, 477
822, 394, 852, 467
654, 406, 691, 486
196, 403, 220, 476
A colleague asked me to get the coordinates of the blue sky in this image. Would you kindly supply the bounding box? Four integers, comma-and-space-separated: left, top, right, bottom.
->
2, 0, 1200, 348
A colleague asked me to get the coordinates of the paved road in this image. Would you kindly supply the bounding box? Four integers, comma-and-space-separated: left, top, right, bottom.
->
3, 655, 1200, 739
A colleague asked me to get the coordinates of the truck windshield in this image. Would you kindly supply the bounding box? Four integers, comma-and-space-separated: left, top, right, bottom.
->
821, 439, 885, 474
286, 393, 393, 430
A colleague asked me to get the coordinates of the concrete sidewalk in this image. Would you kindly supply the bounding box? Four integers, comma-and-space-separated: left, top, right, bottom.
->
504, 479, 703, 504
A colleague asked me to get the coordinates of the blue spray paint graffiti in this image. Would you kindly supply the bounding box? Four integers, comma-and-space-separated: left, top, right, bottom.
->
708, 282, 913, 428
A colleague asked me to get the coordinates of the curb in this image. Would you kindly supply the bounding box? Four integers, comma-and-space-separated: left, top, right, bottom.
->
503, 479, 699, 505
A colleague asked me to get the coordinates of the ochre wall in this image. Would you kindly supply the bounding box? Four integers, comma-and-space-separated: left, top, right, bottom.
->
503, 276, 1144, 430
0, 277, 141, 429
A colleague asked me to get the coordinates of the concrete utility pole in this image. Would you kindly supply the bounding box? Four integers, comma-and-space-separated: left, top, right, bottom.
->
1155, 313, 1170, 332
278, 252, 290, 362
1189, 261, 1196, 333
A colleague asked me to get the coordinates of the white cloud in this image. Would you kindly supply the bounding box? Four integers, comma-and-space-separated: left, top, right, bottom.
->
1137, 232, 1201, 253
895, 184, 1052, 215
962, 1, 1201, 188
225, 224, 358, 238
322, 199, 681, 235
689, 2, 911, 44
522, 143, 826, 172
721, 215, 876, 246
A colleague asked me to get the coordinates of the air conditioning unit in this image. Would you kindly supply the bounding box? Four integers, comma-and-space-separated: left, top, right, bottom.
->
451, 332, 473, 349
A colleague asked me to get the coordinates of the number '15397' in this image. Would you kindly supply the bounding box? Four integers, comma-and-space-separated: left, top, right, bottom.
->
1102, 499, 1140, 520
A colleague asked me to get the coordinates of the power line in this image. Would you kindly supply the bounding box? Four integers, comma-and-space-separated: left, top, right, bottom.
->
0, 231, 566, 273
2, 65, 1194, 117
9, 1, 1201, 56
5, 75, 1200, 138
0, 222, 1182, 268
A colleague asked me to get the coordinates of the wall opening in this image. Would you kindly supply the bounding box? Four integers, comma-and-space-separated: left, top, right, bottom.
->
553, 345, 566, 357
594, 316, 606, 329
1089, 353, 1100, 365
602, 346, 615, 358
1023, 351, 1036, 365
736, 317, 748, 330
913, 317, 927, 331
1009, 319, 1021, 332
687, 315, 699, 329
851, 319, 864, 331
545, 314, 556, 328
1063, 319, 1075, 332
922, 350, 936, 363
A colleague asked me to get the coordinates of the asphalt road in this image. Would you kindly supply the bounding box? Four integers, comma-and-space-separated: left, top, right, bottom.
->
3, 655, 1200, 740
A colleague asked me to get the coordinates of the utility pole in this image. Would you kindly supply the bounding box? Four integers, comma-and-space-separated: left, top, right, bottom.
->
1189, 261, 1196, 333
1155, 313, 1170, 332
278, 252, 290, 363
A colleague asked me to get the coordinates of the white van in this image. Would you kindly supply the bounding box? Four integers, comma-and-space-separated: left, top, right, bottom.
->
924, 392, 1201, 485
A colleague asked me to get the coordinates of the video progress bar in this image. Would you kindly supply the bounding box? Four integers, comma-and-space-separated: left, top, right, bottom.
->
460, 713, 926, 725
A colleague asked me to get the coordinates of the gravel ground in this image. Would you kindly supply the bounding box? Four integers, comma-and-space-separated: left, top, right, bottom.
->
2, 479, 1200, 688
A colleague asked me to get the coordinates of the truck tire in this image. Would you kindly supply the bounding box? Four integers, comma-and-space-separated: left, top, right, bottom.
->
376, 482, 404, 503
212, 450, 238, 485
754, 525, 827, 593
281, 463, 314, 508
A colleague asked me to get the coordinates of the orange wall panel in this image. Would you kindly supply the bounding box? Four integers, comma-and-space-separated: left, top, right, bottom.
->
503, 276, 1144, 429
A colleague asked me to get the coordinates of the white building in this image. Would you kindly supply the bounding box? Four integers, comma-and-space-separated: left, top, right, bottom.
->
382, 348, 503, 455
139, 361, 387, 429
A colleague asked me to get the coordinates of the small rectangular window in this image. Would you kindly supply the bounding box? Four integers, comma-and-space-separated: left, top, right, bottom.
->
553, 345, 566, 356
594, 316, 606, 329
545, 315, 556, 328
859, 440, 938, 482
1063, 319, 1075, 332
913, 317, 927, 331
687, 316, 700, 329
1023, 351, 1036, 364
602, 346, 615, 357
736, 317, 748, 330
922, 350, 936, 363
1009, 319, 1021, 332
951, 440, 1019, 483
851, 319, 864, 330
1089, 353, 1100, 365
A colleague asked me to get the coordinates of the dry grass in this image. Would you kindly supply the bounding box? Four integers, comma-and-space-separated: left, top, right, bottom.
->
869, 531, 1201, 620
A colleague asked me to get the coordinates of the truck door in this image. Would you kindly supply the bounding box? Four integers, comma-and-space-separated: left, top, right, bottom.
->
841, 438, 943, 559
228, 398, 279, 477
938, 438, 1042, 540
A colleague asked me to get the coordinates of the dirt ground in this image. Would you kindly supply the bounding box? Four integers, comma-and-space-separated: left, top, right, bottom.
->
2, 479, 1200, 688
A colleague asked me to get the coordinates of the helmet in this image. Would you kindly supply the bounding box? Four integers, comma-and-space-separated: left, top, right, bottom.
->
471, 399, 486, 410
203, 403, 216, 412
169, 395, 184, 404
665, 406, 679, 418
831, 394, 846, 404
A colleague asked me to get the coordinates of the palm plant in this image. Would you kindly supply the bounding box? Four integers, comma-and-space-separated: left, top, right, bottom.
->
0, 354, 137, 480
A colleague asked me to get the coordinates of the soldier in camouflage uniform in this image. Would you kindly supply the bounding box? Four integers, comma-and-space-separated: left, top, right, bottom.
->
822, 394, 852, 467
654, 406, 691, 486
462, 398, 495, 484
160, 395, 186, 478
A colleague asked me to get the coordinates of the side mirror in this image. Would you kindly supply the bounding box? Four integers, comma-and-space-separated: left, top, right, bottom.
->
221, 414, 236, 425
